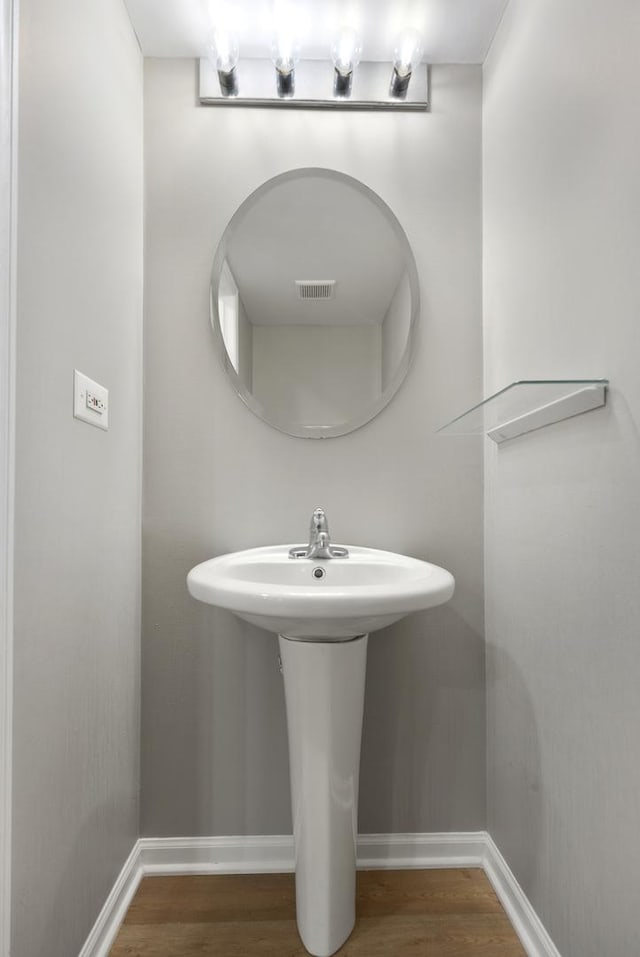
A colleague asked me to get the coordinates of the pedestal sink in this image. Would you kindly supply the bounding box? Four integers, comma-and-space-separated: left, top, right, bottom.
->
187, 538, 454, 957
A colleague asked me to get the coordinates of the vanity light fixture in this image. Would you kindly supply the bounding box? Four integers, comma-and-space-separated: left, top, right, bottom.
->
207, 28, 240, 96
390, 29, 423, 98
199, 25, 428, 110
330, 27, 362, 97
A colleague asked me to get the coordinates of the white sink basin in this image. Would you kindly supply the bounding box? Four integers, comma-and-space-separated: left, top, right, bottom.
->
187, 544, 455, 639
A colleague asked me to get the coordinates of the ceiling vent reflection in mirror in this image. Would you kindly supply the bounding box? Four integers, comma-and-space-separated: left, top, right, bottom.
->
296, 280, 336, 301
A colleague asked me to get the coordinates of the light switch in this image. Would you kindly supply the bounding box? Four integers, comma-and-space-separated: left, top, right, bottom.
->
73, 370, 109, 430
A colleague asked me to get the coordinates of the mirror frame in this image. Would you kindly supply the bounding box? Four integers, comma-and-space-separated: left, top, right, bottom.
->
210, 167, 420, 438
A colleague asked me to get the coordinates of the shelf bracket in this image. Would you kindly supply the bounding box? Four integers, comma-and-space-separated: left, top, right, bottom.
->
486, 384, 607, 444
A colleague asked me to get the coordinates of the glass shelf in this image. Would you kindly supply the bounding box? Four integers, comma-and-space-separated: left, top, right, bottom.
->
438, 380, 609, 444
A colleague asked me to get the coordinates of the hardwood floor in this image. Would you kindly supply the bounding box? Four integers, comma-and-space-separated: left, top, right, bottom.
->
109, 869, 527, 956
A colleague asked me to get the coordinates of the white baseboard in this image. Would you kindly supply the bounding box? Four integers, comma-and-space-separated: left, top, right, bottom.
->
79, 831, 561, 957
482, 835, 562, 957
136, 831, 488, 875
138, 834, 296, 875
77, 842, 143, 957
356, 831, 487, 869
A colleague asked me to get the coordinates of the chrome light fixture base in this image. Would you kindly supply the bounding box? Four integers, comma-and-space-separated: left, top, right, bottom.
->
276, 69, 295, 97
389, 66, 412, 99
199, 58, 429, 111
333, 67, 354, 98
217, 66, 238, 97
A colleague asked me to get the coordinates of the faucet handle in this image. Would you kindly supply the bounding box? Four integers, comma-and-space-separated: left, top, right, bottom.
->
288, 506, 349, 559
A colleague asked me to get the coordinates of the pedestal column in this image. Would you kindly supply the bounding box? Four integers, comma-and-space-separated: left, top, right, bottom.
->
278, 633, 368, 957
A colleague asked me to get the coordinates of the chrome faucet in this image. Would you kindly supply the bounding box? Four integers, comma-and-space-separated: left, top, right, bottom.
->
289, 507, 349, 560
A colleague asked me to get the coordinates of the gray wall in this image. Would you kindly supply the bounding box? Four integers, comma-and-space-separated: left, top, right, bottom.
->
11, 0, 143, 955
483, 1, 640, 955
142, 59, 485, 837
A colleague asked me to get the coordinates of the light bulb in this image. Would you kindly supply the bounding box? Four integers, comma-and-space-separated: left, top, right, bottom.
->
331, 27, 362, 96
271, 32, 300, 76
207, 29, 239, 96
271, 30, 300, 96
390, 29, 423, 97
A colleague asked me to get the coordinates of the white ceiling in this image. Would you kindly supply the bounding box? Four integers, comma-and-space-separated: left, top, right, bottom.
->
124, 0, 509, 63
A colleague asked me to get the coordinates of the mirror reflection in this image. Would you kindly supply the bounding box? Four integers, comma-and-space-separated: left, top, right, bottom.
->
211, 168, 418, 437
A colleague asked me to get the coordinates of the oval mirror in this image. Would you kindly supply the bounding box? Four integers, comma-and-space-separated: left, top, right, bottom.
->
211, 168, 419, 438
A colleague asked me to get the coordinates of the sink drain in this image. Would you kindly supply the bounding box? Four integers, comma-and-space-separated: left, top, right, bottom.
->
312, 566, 326, 580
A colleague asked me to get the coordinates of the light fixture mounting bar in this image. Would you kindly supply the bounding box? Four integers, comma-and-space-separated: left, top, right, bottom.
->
199, 58, 429, 111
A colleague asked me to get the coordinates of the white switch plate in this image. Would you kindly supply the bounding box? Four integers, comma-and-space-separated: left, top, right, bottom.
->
73, 369, 109, 430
